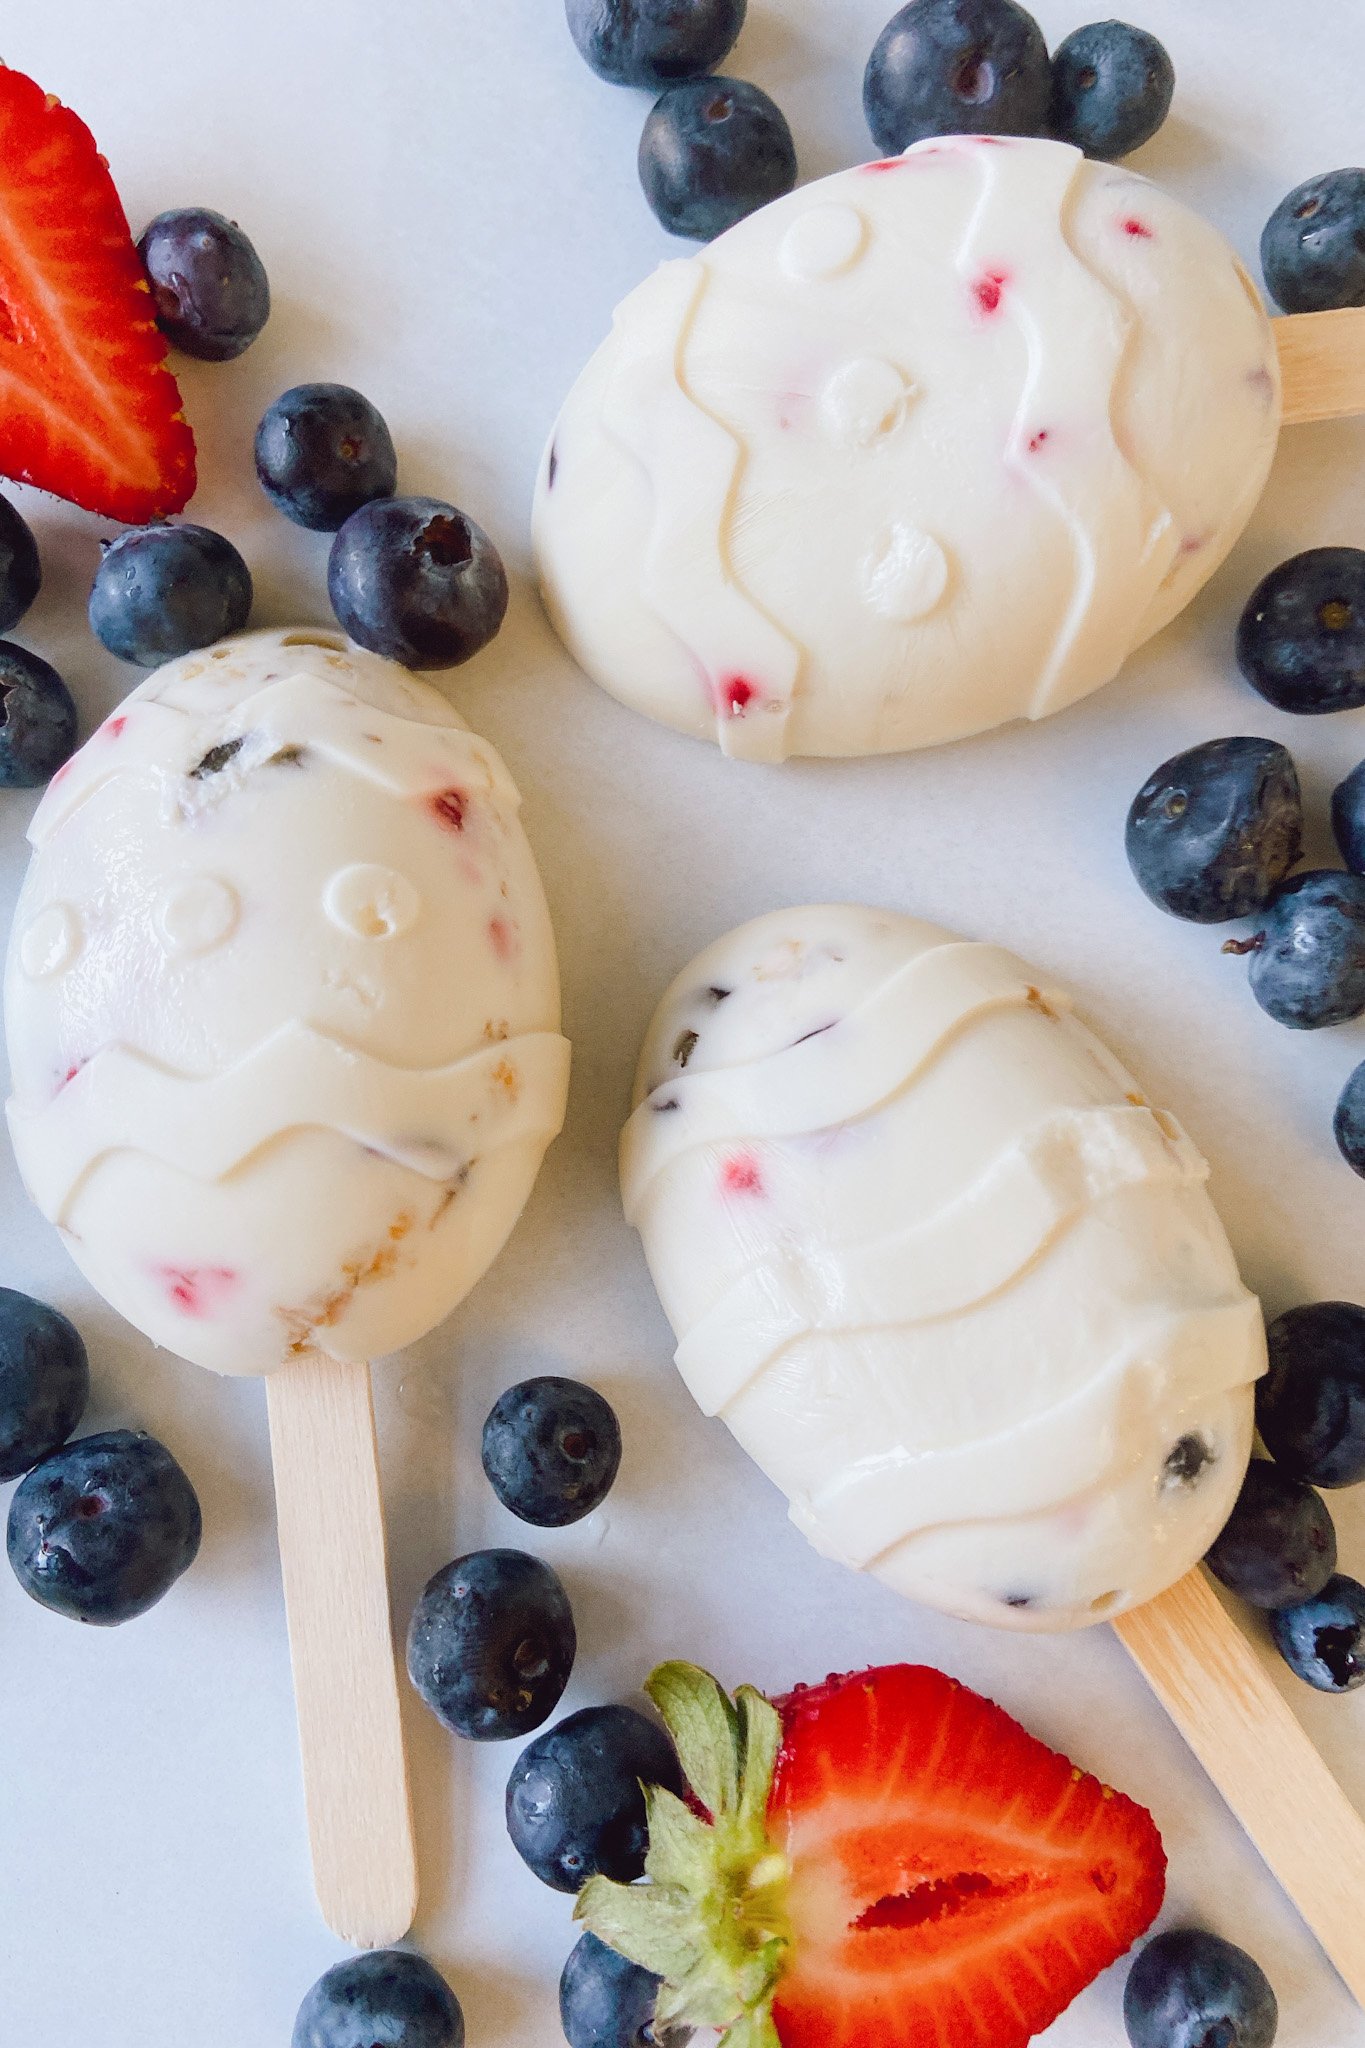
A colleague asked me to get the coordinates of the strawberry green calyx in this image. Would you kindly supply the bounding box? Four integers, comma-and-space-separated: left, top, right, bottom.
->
575, 1661, 790, 2047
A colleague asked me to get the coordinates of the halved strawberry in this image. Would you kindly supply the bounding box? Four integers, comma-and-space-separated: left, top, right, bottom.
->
0, 66, 195, 520
578, 1662, 1165, 2048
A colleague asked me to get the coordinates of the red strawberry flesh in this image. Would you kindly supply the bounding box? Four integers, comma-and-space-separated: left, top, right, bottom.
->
768, 1666, 1166, 2048
0, 67, 195, 520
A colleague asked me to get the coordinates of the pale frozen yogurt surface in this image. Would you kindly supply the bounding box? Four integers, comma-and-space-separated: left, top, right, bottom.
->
622, 905, 1264, 1629
535, 135, 1282, 761
5, 629, 570, 1377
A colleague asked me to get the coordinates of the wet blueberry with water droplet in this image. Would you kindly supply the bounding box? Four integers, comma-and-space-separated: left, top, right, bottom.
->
406, 1548, 575, 1740
89, 524, 253, 666
506, 1703, 682, 1891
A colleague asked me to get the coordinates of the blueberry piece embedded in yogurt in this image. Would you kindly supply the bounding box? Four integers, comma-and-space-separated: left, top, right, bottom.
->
1261, 168, 1365, 315
638, 76, 797, 241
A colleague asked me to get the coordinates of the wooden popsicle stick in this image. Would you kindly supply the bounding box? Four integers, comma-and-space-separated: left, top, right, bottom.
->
1276, 306, 1365, 426
266, 1350, 418, 1948
1115, 1567, 1365, 2004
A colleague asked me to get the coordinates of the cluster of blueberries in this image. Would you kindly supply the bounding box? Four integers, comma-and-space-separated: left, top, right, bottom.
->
0, 205, 510, 792
565, 0, 1179, 242
1126, 547, 1365, 1177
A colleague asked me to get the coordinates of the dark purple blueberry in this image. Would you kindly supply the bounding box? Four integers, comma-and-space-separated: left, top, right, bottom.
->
0, 1290, 88, 1482
406, 1547, 575, 1741
138, 207, 269, 362
1124, 1929, 1277, 2048
1331, 759, 1365, 873
638, 76, 797, 241
1049, 21, 1174, 161
0, 643, 77, 787
89, 523, 253, 666
0, 492, 40, 633
292, 1950, 464, 2048
328, 495, 508, 670
1203, 1460, 1336, 1610
506, 1703, 683, 1892
1236, 547, 1365, 715
254, 384, 398, 532
7, 1429, 201, 1625
482, 1377, 622, 1529
1269, 1573, 1365, 1693
1336, 1062, 1365, 1180
565, 0, 747, 88
1261, 168, 1365, 316
1258, 1302, 1365, 1487
561, 1933, 684, 2048
1230, 870, 1365, 1030
1124, 737, 1302, 924
863, 0, 1051, 157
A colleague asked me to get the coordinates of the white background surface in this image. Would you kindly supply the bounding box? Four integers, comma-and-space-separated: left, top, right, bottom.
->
0, 3, 1362, 2043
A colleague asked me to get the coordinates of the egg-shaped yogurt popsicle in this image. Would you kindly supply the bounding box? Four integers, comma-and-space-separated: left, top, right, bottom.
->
535, 135, 1363, 762
5, 628, 571, 1945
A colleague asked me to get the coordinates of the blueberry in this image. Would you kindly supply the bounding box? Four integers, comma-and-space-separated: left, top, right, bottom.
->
138, 207, 270, 362
565, 0, 746, 88
292, 1950, 464, 2048
561, 1933, 683, 2048
1336, 1062, 1365, 1180
89, 524, 253, 667
406, 1547, 575, 1740
863, 0, 1051, 158
1203, 1459, 1336, 1610
1124, 1929, 1278, 2048
7, 1429, 201, 1625
1261, 169, 1365, 316
1269, 1573, 1365, 1694
328, 496, 508, 670
482, 1377, 622, 1529
0, 1291, 89, 1482
1125, 738, 1302, 925
506, 1703, 683, 1892
254, 384, 398, 533
1236, 547, 1365, 715
0, 643, 77, 788
638, 77, 797, 241
1049, 21, 1174, 161
1331, 760, 1365, 874
1258, 1303, 1365, 1487
1230, 871, 1365, 1030
0, 493, 40, 634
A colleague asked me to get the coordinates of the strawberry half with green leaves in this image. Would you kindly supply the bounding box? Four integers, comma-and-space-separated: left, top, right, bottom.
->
578, 1662, 1166, 2048
0, 67, 195, 520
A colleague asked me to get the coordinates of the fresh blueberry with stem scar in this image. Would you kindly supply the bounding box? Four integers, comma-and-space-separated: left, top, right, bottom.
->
0, 1290, 89, 1483
638, 76, 797, 241
0, 643, 77, 788
291, 1949, 464, 2048
863, 0, 1052, 157
89, 523, 253, 666
1236, 547, 1365, 714
1203, 1459, 1336, 1610
7, 1429, 201, 1624
1331, 759, 1365, 873
506, 1703, 683, 1892
0, 492, 40, 634
1258, 1302, 1365, 1486
328, 495, 509, 669
1224, 870, 1365, 1030
482, 1376, 622, 1528
254, 383, 398, 532
406, 1547, 575, 1740
565, 0, 747, 89
560, 1932, 684, 2048
1269, 1573, 1365, 1693
1336, 1062, 1365, 1181
1124, 737, 1302, 924
137, 207, 270, 361
1049, 21, 1174, 161
1124, 1929, 1278, 2048
1261, 168, 1365, 315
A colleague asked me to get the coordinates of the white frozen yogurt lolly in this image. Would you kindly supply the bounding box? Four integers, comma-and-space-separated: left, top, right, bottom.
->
535, 135, 1281, 761
622, 905, 1264, 1630
5, 628, 570, 1377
